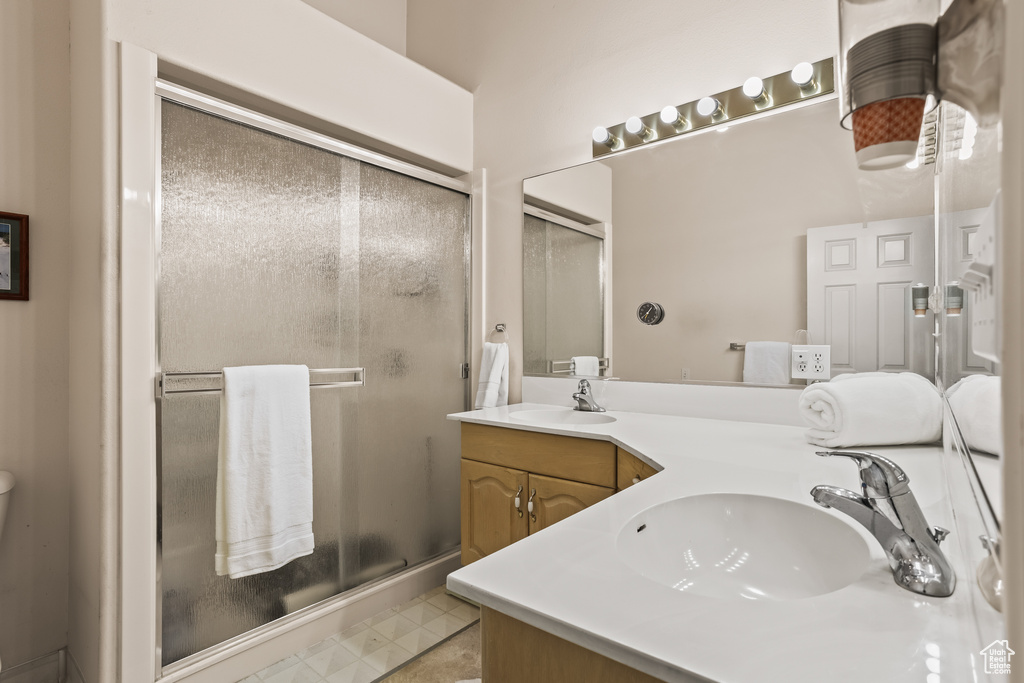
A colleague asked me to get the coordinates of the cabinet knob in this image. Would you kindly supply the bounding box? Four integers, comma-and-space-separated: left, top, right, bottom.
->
528, 488, 536, 522
514, 485, 523, 518
632, 476, 641, 485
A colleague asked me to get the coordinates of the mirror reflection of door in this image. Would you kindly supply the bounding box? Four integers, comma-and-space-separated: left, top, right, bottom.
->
523, 209, 606, 376
807, 216, 935, 380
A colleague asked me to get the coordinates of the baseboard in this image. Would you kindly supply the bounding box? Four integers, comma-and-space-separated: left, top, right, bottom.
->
159, 549, 462, 683
0, 650, 66, 683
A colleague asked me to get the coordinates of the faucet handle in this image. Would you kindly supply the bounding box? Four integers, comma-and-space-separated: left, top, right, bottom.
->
815, 450, 910, 498
577, 379, 592, 394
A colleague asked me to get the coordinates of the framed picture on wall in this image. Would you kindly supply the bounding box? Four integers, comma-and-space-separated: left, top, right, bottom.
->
0, 211, 29, 301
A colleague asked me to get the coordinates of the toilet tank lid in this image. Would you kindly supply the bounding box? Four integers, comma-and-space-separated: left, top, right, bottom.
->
0, 471, 14, 494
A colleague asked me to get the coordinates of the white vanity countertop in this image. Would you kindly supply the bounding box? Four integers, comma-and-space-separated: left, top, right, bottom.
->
446, 404, 988, 683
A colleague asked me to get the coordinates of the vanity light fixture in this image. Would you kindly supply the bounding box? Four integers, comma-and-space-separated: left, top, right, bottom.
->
791, 62, 817, 93
911, 284, 931, 317
591, 58, 834, 158
659, 106, 689, 131
625, 116, 655, 141
592, 126, 619, 149
742, 76, 771, 106
697, 96, 723, 118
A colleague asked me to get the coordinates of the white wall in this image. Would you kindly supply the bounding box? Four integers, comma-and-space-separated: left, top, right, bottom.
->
407, 0, 840, 402
65, 2, 475, 681
0, 0, 71, 669
524, 162, 613, 223
300, 0, 408, 55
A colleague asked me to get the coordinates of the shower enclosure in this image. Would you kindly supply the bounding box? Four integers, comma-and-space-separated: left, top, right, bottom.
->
157, 98, 470, 665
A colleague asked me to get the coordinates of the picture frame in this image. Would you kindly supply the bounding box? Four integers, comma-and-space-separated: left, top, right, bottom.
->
0, 211, 29, 301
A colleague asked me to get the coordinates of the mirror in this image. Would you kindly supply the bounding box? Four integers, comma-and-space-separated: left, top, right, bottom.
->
524, 98, 948, 385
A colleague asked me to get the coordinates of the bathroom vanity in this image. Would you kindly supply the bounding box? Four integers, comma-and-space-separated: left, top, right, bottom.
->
460, 423, 657, 565
447, 404, 994, 683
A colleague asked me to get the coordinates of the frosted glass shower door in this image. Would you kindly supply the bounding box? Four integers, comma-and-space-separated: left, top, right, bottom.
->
158, 101, 468, 665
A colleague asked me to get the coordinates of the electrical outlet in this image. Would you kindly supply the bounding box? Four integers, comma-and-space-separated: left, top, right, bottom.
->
681, 368, 690, 380
792, 345, 831, 380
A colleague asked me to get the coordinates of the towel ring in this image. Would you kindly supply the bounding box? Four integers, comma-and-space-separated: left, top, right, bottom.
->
489, 323, 510, 343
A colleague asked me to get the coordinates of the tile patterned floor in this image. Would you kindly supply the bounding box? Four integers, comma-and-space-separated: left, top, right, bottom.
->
238, 586, 480, 683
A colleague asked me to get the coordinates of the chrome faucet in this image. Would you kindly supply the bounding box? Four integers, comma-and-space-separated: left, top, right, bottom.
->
572, 379, 605, 412
810, 450, 955, 597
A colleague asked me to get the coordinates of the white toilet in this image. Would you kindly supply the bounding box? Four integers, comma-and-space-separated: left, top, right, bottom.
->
0, 470, 15, 674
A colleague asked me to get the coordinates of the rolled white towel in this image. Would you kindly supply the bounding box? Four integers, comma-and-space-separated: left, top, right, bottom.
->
799, 372, 942, 448
946, 374, 1002, 456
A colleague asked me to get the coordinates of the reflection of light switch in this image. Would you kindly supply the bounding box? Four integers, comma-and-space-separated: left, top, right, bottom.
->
959, 193, 1000, 362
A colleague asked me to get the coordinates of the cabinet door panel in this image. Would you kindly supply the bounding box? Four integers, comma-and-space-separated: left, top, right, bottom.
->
461, 459, 529, 565
616, 448, 660, 491
528, 473, 613, 534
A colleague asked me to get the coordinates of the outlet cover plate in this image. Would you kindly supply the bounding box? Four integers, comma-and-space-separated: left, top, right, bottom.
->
792, 345, 831, 380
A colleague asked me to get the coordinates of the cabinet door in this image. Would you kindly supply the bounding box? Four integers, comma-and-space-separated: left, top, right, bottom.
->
616, 448, 660, 491
461, 459, 529, 565
528, 473, 613, 535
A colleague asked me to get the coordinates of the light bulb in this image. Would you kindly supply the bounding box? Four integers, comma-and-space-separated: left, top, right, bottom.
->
791, 62, 814, 86
958, 146, 974, 160
592, 126, 611, 144
743, 76, 765, 99
697, 97, 720, 117
906, 158, 920, 169
625, 117, 643, 134
660, 106, 680, 124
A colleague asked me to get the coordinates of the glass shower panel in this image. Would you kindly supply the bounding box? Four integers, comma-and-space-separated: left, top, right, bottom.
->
158, 101, 468, 665
522, 215, 604, 374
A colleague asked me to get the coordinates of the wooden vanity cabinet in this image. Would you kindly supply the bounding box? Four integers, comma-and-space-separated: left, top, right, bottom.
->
460, 423, 616, 565
616, 447, 659, 491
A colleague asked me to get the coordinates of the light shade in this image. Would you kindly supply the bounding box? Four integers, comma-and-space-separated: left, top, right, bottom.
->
625, 116, 654, 141
697, 97, 721, 117
743, 76, 765, 99
791, 62, 815, 87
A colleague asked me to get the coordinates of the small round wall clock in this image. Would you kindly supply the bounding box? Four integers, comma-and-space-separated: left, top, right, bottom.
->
636, 302, 665, 325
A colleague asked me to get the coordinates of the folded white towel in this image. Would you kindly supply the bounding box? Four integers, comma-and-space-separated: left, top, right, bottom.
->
572, 355, 600, 377
946, 374, 1002, 456
216, 365, 315, 579
475, 342, 509, 409
799, 372, 942, 448
742, 342, 792, 385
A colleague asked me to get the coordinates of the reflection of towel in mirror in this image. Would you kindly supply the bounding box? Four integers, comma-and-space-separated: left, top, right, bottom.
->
475, 342, 509, 409
572, 356, 600, 377
742, 342, 791, 385
946, 374, 1002, 456
799, 372, 942, 447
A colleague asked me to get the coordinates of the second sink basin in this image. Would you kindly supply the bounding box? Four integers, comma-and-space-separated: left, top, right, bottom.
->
509, 409, 617, 426
617, 493, 870, 601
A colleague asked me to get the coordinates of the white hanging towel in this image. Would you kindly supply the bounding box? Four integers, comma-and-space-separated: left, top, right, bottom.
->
946, 374, 1002, 456
475, 342, 509, 409
216, 364, 315, 579
742, 342, 792, 385
572, 356, 600, 377
799, 372, 942, 448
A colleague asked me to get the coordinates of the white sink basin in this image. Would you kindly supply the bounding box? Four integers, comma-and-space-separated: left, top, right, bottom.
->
617, 493, 870, 601
509, 409, 617, 426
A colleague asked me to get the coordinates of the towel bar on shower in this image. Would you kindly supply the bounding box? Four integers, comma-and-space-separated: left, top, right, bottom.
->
155, 367, 365, 399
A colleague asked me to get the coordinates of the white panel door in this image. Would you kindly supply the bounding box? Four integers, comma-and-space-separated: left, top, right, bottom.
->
940, 207, 995, 382
807, 216, 935, 379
